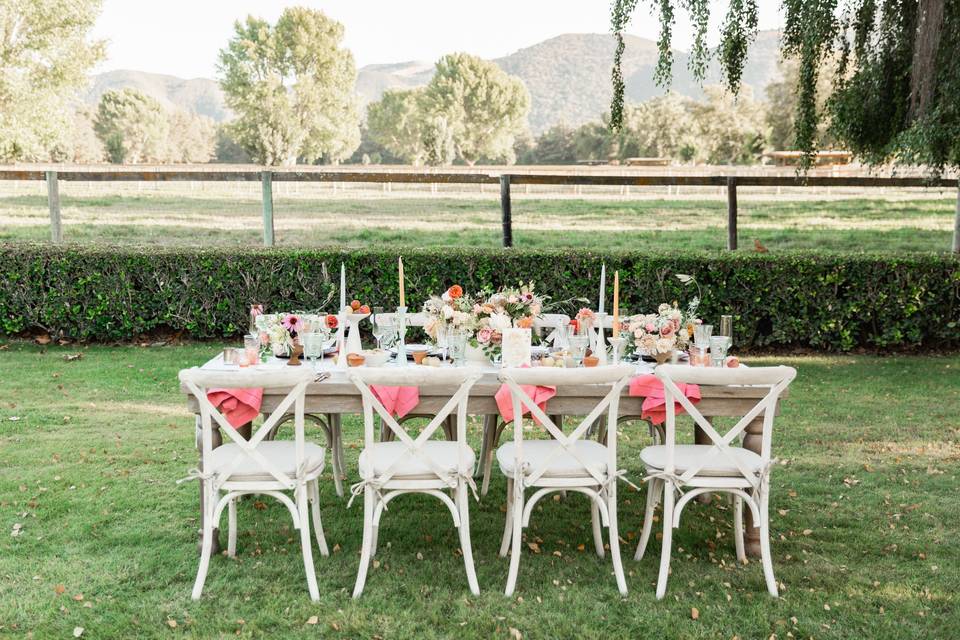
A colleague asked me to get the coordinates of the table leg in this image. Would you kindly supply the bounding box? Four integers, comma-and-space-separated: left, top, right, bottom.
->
741, 416, 765, 558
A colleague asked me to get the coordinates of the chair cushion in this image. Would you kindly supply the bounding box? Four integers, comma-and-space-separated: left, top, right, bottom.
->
210, 441, 326, 482
497, 440, 608, 478
358, 441, 475, 480
640, 444, 763, 477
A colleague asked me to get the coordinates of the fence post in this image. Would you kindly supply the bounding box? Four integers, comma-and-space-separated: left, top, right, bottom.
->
953, 182, 960, 254
261, 171, 274, 247
726, 176, 738, 250
500, 175, 513, 248
46, 170, 62, 243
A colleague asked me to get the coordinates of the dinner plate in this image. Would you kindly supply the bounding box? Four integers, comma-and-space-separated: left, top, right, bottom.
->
387, 344, 440, 358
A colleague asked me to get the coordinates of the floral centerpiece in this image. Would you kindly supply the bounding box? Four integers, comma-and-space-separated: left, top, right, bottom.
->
422, 285, 478, 341
628, 300, 701, 364
470, 282, 544, 361
254, 312, 312, 357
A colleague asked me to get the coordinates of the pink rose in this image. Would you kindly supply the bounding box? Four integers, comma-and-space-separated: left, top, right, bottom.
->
645, 322, 656, 333
660, 323, 675, 337
477, 327, 493, 344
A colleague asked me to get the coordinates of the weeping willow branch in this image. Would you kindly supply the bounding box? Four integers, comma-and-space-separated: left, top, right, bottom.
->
610, 0, 640, 131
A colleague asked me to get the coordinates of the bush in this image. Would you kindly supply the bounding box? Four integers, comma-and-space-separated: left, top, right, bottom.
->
1, 244, 957, 351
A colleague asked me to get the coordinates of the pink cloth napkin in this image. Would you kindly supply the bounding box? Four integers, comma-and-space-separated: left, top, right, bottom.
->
370, 385, 420, 419
207, 387, 263, 428
495, 381, 557, 424
628, 374, 701, 425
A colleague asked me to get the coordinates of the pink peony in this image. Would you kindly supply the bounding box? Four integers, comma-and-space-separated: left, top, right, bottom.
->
645, 322, 656, 333
660, 323, 675, 337
476, 327, 493, 344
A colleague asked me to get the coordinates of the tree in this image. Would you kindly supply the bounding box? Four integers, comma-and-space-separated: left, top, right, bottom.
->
366, 88, 428, 164
217, 7, 361, 166
0, 0, 105, 161
421, 53, 530, 165
765, 58, 840, 151
689, 85, 767, 164
61, 108, 105, 163
167, 112, 217, 163
616, 92, 698, 161
94, 89, 169, 164
610, 0, 960, 174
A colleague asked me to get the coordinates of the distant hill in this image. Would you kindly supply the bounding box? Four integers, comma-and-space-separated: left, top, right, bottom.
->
84, 70, 229, 121
86, 31, 783, 132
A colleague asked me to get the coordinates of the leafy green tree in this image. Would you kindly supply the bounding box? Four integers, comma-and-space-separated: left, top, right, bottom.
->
366, 88, 428, 164
689, 85, 767, 164
63, 109, 105, 163
765, 58, 839, 151
94, 89, 169, 164
527, 124, 579, 164
0, 0, 105, 161
217, 7, 361, 166
213, 124, 252, 164
422, 53, 530, 165
167, 111, 217, 163
616, 92, 698, 161
420, 114, 456, 166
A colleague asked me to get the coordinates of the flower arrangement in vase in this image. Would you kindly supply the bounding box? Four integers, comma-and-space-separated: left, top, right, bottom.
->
470, 282, 544, 362
255, 312, 312, 357
422, 285, 478, 341
628, 300, 701, 364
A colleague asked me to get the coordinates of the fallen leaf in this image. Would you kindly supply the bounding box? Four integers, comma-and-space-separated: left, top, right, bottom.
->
64, 353, 83, 362
691, 607, 700, 620
306, 616, 319, 625
167, 619, 177, 628
802, 529, 813, 536
527, 542, 541, 554
253, 501, 267, 511
36, 335, 52, 345
509, 627, 522, 639
73, 594, 83, 601
73, 628, 84, 638
54, 584, 66, 595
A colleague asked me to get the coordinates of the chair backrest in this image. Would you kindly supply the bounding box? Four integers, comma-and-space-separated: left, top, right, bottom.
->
533, 313, 571, 347
347, 366, 483, 486
180, 367, 316, 488
654, 364, 796, 488
499, 364, 634, 486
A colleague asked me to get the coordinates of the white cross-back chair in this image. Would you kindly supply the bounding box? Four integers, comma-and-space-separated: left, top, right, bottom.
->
180, 367, 328, 601
634, 364, 796, 599
497, 364, 635, 596
347, 366, 484, 598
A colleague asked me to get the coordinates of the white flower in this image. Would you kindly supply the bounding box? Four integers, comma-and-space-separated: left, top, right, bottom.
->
655, 337, 675, 353
658, 303, 671, 314
489, 312, 511, 332
442, 305, 454, 319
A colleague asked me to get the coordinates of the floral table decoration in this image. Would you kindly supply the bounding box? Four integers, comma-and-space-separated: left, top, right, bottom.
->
628, 300, 701, 364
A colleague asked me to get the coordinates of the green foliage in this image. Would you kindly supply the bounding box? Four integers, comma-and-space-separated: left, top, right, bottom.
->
1, 244, 956, 352
94, 89, 170, 164
216, 7, 361, 166
366, 88, 429, 165
0, 0, 105, 161
166, 112, 217, 163
765, 58, 839, 151
422, 53, 531, 165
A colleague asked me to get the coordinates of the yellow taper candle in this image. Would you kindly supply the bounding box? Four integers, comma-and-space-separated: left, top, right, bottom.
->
398, 257, 405, 307
612, 270, 619, 335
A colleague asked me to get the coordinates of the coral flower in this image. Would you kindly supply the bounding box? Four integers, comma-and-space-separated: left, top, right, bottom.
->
325, 315, 339, 329
447, 284, 464, 299
516, 316, 534, 329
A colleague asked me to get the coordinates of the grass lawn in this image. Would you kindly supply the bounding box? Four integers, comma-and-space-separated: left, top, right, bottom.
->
0, 192, 956, 252
1, 342, 958, 638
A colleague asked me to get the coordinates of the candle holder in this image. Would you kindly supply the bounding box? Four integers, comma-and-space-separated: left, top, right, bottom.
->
607, 336, 626, 364
593, 312, 608, 365
395, 306, 409, 366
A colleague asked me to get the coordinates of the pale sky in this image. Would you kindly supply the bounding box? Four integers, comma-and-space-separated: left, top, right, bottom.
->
91, 0, 785, 79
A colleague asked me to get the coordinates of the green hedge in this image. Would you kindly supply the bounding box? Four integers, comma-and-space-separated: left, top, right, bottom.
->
1, 243, 958, 351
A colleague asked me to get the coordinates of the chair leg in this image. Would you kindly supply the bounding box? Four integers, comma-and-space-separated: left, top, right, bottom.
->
504, 482, 524, 596
457, 482, 480, 595
309, 481, 329, 557
591, 499, 605, 558
634, 478, 660, 561
297, 485, 320, 601
370, 494, 381, 558
352, 486, 375, 598
227, 497, 237, 558
499, 477, 514, 557
480, 416, 498, 496
192, 507, 216, 600
606, 491, 628, 596
733, 495, 746, 563
758, 487, 779, 597
655, 484, 674, 600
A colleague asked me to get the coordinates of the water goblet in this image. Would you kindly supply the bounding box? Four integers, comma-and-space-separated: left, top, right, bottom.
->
569, 334, 590, 367
448, 330, 468, 366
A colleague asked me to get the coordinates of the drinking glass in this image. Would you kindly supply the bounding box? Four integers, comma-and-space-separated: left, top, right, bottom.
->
569, 334, 590, 367
302, 332, 326, 370
448, 330, 468, 366
709, 335, 730, 367
371, 307, 385, 349
435, 321, 449, 361
719, 315, 734, 348
377, 315, 397, 350
694, 324, 713, 348
553, 323, 570, 350
243, 334, 260, 366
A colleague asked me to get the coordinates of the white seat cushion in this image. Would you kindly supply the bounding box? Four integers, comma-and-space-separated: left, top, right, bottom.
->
640, 444, 763, 477
497, 440, 608, 478
210, 441, 326, 482
358, 441, 475, 480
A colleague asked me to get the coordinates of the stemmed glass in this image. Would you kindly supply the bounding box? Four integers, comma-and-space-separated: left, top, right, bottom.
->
435, 321, 449, 361
448, 330, 468, 366
302, 332, 327, 371
377, 314, 397, 351
372, 307, 385, 350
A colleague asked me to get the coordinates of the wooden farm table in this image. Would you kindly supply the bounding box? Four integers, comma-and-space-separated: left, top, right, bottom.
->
182, 355, 785, 557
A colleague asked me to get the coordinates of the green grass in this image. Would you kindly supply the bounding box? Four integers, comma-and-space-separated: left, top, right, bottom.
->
0, 193, 956, 252
1, 342, 958, 638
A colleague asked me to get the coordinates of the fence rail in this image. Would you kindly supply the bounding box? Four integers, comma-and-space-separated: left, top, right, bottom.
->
1, 168, 958, 252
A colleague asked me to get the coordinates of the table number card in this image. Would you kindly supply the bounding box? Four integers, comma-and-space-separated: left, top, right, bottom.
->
501, 328, 532, 368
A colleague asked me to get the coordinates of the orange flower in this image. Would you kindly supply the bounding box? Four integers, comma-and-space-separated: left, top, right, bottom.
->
516, 316, 533, 329
325, 315, 339, 329
447, 284, 463, 299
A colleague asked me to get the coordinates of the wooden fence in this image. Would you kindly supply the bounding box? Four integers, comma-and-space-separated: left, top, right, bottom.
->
1, 168, 958, 252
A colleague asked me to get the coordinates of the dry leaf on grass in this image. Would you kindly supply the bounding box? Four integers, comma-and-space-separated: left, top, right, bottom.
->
691, 607, 700, 620
167, 619, 177, 628
36, 335, 51, 345
73, 627, 84, 638
527, 542, 540, 554
54, 584, 66, 595
306, 616, 319, 625
509, 627, 522, 639
64, 353, 83, 362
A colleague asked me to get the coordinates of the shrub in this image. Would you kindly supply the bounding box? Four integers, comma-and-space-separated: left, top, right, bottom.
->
1, 243, 957, 351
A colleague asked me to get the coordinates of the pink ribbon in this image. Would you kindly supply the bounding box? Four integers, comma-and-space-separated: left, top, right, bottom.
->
628, 374, 701, 425
207, 387, 263, 428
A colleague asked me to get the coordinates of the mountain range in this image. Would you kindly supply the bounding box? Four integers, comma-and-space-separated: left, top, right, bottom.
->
85, 31, 783, 134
